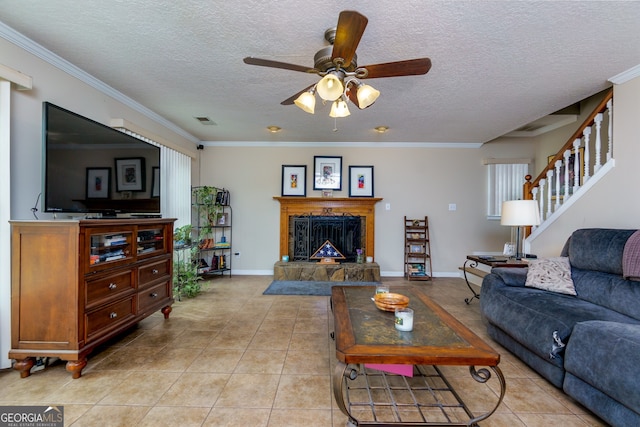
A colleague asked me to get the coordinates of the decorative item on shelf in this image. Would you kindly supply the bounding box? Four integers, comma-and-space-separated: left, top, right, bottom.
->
500, 200, 541, 260
356, 248, 364, 264
310, 240, 345, 264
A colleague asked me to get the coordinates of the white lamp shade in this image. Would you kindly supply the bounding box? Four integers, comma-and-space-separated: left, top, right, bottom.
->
356, 84, 380, 109
316, 74, 344, 101
501, 200, 541, 226
329, 99, 350, 118
294, 91, 316, 114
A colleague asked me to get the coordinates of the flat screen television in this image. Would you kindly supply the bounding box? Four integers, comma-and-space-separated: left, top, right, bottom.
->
43, 102, 161, 216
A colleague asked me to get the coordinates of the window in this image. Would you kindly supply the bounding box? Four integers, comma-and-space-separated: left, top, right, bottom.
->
486, 161, 530, 219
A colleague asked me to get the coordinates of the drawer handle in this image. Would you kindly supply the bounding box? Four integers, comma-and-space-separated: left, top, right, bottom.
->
108, 283, 117, 290
150, 292, 158, 298
152, 269, 159, 274
109, 312, 117, 319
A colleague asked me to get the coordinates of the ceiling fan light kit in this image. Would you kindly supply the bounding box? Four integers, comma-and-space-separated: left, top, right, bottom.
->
243, 10, 431, 119
294, 89, 316, 114
316, 73, 344, 101
329, 99, 350, 118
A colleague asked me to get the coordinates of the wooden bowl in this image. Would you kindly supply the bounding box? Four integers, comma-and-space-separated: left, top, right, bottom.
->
374, 292, 410, 312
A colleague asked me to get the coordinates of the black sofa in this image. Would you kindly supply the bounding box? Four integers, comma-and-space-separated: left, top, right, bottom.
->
480, 228, 640, 427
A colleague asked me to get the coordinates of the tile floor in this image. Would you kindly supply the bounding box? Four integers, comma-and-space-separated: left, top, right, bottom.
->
0, 276, 606, 426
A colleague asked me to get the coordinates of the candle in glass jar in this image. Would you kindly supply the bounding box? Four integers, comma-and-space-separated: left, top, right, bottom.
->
395, 308, 414, 331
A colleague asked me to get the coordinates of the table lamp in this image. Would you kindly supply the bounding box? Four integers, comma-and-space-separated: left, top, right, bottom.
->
501, 200, 541, 259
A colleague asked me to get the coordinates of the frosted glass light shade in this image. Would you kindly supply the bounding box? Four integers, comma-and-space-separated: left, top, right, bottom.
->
294, 91, 316, 114
329, 99, 350, 118
317, 74, 344, 101
501, 200, 541, 226
356, 84, 380, 109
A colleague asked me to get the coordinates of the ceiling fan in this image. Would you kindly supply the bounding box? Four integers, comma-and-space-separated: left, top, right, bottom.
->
243, 10, 432, 117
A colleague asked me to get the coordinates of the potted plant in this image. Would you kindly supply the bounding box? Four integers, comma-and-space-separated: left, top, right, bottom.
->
173, 224, 193, 247
173, 246, 203, 300
192, 186, 222, 235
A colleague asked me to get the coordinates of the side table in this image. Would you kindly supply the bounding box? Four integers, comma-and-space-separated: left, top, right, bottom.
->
462, 255, 528, 304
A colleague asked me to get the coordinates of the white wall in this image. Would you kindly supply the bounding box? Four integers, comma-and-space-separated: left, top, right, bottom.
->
197, 140, 536, 276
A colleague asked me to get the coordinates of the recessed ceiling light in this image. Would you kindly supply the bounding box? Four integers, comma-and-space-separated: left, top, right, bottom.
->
267, 126, 282, 133
374, 126, 389, 133
194, 116, 217, 125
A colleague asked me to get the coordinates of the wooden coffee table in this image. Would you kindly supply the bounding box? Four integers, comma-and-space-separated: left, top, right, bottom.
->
331, 285, 505, 426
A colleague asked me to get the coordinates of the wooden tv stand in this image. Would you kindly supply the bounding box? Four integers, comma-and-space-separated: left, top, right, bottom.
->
9, 218, 175, 379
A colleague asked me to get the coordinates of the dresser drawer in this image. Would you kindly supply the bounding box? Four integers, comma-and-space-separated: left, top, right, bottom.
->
138, 258, 170, 288
86, 297, 136, 341
138, 281, 171, 313
86, 269, 135, 308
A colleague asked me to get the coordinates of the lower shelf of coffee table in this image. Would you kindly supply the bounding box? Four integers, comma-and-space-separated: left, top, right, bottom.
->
337, 363, 501, 426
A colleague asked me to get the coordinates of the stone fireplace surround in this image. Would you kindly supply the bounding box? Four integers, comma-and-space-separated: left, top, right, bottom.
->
273, 197, 383, 282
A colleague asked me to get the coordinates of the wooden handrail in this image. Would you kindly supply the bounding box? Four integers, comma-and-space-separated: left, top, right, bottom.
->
524, 88, 613, 199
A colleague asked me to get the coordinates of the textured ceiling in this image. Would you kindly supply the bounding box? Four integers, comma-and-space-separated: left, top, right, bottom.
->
1, 1, 639, 145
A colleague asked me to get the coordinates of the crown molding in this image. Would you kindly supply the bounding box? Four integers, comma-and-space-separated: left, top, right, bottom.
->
199, 141, 484, 148
609, 64, 640, 85
0, 22, 199, 144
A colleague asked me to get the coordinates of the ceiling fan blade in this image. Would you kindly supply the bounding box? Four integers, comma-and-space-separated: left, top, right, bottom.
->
331, 10, 368, 66
243, 57, 317, 73
345, 81, 361, 109
360, 58, 432, 79
281, 84, 316, 105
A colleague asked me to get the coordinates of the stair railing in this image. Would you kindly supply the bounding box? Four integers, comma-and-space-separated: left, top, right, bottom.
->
523, 88, 613, 230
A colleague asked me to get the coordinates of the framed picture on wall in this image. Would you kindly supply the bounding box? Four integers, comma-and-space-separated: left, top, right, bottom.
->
349, 165, 374, 197
115, 157, 146, 192
313, 156, 342, 190
281, 165, 306, 196
86, 167, 111, 199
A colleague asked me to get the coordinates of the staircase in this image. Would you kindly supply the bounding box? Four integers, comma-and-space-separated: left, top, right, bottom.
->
524, 89, 614, 240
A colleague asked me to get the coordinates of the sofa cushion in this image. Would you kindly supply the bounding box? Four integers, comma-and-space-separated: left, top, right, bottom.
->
525, 257, 576, 295
572, 268, 640, 321
566, 228, 636, 275
564, 321, 640, 415
481, 276, 640, 366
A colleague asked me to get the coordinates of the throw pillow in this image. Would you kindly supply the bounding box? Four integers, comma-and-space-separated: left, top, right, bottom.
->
525, 257, 577, 295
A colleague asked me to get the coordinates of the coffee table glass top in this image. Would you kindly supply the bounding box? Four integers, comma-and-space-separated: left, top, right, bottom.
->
345, 287, 466, 348
332, 285, 500, 366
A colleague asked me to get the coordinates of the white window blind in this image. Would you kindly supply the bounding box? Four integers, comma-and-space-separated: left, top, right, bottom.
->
486, 162, 529, 219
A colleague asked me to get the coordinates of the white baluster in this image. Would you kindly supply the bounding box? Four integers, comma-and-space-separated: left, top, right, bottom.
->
573, 138, 581, 194
554, 160, 562, 210
563, 149, 571, 199
546, 170, 554, 218
532, 187, 540, 229
538, 180, 546, 220
607, 99, 613, 162
594, 113, 603, 172
583, 127, 591, 182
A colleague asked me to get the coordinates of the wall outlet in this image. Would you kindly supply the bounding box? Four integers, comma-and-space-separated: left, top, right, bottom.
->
385, 203, 391, 210
448, 203, 457, 211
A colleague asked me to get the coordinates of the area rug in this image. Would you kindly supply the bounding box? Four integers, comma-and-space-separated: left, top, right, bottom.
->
263, 280, 381, 296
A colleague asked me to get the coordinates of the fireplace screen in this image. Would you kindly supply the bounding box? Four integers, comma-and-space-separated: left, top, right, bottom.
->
290, 215, 362, 262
